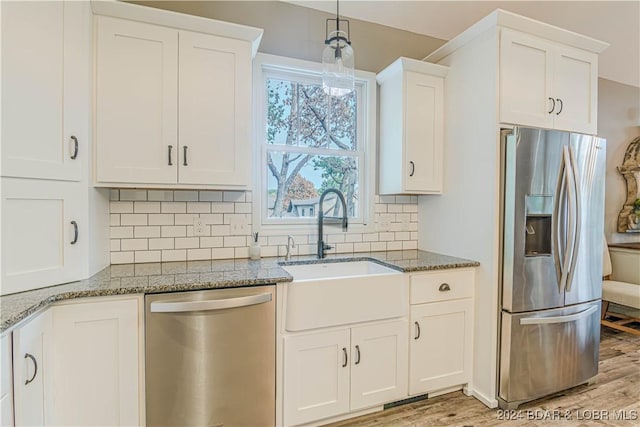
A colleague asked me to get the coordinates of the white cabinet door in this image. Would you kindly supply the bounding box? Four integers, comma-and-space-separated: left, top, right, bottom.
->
0, 334, 13, 427
409, 299, 472, 395
499, 28, 554, 130
284, 330, 350, 426
178, 31, 251, 187
404, 72, 444, 194
12, 310, 53, 427
96, 16, 178, 184
51, 297, 142, 426
350, 320, 408, 411
1, 1, 86, 181
1, 179, 83, 295
552, 45, 597, 134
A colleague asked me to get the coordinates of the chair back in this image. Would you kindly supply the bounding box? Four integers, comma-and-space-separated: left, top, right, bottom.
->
603, 235, 613, 277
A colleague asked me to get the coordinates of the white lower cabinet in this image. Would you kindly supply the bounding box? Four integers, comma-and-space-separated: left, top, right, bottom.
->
409, 299, 472, 395
7, 296, 143, 426
12, 309, 53, 426
0, 334, 13, 427
51, 297, 143, 426
283, 320, 408, 426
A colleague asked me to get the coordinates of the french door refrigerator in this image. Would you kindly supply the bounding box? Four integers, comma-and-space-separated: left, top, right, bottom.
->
499, 126, 606, 409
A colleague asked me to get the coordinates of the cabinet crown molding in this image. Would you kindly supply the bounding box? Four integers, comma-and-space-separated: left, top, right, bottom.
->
424, 8, 609, 63
91, 0, 263, 57
376, 57, 449, 84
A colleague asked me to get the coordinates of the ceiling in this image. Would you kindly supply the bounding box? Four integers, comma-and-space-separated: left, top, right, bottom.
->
288, 1, 639, 88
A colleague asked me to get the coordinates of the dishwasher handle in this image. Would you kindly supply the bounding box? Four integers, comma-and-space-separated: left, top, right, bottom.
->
150, 292, 272, 313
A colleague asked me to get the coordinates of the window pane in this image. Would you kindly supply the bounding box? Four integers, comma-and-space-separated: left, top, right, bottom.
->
329, 90, 357, 150
266, 78, 297, 145
266, 151, 359, 219
298, 83, 328, 148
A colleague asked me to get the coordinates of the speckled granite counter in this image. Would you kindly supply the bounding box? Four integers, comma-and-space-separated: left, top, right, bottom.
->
1, 250, 478, 332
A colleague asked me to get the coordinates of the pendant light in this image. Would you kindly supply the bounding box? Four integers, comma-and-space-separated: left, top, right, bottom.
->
322, 0, 354, 97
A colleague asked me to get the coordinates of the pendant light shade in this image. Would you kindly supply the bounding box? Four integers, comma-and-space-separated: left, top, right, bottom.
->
322, 0, 354, 96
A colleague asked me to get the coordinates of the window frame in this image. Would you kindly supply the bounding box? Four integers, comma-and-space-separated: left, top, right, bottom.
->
252, 53, 377, 235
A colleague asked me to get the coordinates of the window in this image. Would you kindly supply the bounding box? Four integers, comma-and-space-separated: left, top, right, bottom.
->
254, 54, 376, 232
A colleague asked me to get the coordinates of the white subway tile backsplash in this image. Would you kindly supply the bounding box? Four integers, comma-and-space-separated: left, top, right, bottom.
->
174, 191, 199, 202
135, 250, 161, 263
110, 202, 133, 214
111, 226, 133, 239
161, 202, 187, 214
162, 249, 187, 262
134, 226, 161, 238
110, 189, 418, 263
121, 239, 148, 251
119, 189, 147, 201
175, 237, 199, 249
120, 214, 148, 226
134, 202, 161, 214
147, 190, 174, 202
149, 238, 175, 250
199, 190, 223, 202
161, 226, 186, 238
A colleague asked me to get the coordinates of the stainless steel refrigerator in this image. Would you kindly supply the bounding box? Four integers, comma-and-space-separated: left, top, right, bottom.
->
498, 126, 606, 409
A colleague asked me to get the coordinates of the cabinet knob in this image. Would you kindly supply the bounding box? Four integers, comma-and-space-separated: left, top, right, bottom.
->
548, 97, 556, 114
342, 347, 348, 367
24, 353, 38, 385
409, 161, 415, 177
70, 220, 79, 245
556, 98, 563, 115
439, 283, 451, 292
69, 136, 79, 160
414, 321, 421, 340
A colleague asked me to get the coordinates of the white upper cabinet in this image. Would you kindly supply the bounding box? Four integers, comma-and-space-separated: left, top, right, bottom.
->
178, 32, 251, 186
1, 1, 88, 181
95, 16, 178, 185
378, 58, 447, 195
500, 28, 598, 134
93, 2, 262, 188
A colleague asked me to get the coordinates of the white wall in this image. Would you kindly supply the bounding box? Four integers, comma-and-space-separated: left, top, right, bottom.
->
598, 78, 640, 243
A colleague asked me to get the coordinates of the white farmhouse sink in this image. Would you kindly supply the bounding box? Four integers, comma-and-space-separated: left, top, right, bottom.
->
281, 260, 398, 281
281, 261, 408, 331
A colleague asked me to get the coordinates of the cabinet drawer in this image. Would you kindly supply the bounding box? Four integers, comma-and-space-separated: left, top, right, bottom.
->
410, 269, 474, 304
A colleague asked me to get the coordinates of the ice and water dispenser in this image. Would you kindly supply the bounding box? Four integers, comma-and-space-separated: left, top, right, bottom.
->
524, 195, 553, 256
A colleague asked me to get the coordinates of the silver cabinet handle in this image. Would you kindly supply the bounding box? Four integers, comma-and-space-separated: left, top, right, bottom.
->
24, 353, 37, 385
414, 321, 421, 340
548, 97, 556, 114
355, 345, 361, 365
520, 306, 597, 325
150, 293, 271, 313
342, 347, 348, 367
70, 136, 79, 160
183, 146, 188, 166
556, 98, 563, 115
438, 283, 451, 292
168, 145, 173, 166
409, 161, 415, 177
70, 220, 78, 245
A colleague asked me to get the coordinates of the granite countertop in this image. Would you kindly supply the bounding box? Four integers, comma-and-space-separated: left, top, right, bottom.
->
0, 250, 479, 332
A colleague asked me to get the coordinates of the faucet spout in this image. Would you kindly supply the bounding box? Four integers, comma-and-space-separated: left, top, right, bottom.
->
317, 188, 349, 258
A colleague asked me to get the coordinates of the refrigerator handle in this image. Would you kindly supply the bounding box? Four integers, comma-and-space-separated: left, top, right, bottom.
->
519, 305, 597, 325
560, 147, 576, 293
552, 154, 566, 291
565, 146, 582, 292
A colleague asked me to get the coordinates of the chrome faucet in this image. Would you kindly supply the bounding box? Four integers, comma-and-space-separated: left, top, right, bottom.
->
317, 189, 349, 258
285, 235, 296, 261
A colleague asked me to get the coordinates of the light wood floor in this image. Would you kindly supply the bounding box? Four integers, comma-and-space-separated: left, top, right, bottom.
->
326, 328, 640, 426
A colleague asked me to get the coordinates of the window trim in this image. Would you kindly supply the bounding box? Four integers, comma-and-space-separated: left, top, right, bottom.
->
252, 53, 377, 235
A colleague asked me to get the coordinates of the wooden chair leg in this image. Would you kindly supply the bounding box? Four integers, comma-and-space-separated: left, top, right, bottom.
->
601, 301, 609, 320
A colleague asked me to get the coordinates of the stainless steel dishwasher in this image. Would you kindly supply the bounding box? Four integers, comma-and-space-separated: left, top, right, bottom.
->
145, 285, 275, 427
